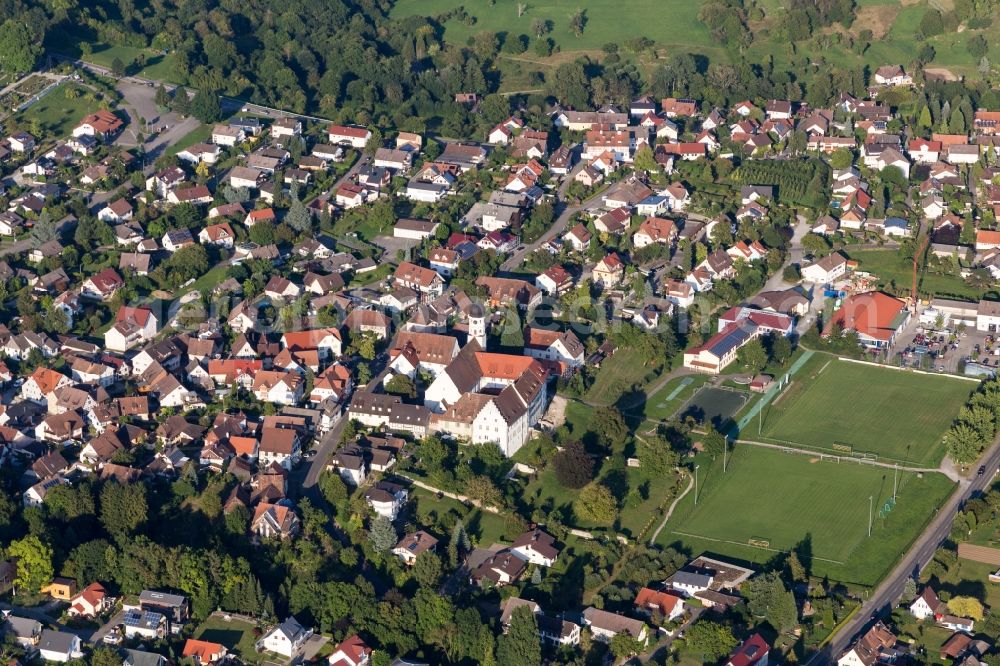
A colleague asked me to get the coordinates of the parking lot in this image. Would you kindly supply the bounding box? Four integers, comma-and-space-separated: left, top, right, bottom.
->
887, 309, 994, 375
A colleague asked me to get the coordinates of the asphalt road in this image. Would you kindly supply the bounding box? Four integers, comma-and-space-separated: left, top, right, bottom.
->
500, 143, 583, 272
809, 439, 1000, 665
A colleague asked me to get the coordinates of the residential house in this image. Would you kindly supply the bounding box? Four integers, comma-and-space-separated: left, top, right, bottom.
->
394, 262, 445, 297
257, 617, 313, 658
328, 635, 371, 666
634, 588, 685, 622
801, 252, 848, 283
593, 253, 625, 288
582, 607, 648, 644
470, 550, 528, 587
251, 502, 300, 540
182, 639, 228, 665
392, 531, 439, 565
510, 528, 560, 567
327, 125, 371, 148
909, 587, 940, 620
727, 634, 770, 666
198, 222, 236, 248
873, 65, 912, 86
38, 630, 83, 663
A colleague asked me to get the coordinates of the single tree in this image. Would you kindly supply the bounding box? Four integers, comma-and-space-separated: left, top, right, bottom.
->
551, 441, 594, 488
737, 338, 768, 375
575, 482, 618, 525
368, 516, 397, 552
685, 620, 738, 661
7, 535, 53, 593
496, 606, 541, 666
413, 550, 443, 588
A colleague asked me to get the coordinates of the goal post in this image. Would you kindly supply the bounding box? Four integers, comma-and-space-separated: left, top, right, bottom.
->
748, 537, 770, 549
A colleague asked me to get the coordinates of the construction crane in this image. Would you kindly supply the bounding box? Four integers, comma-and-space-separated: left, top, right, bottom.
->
911, 234, 930, 310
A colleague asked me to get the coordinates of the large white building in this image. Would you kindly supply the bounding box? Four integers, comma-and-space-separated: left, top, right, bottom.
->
426, 340, 548, 457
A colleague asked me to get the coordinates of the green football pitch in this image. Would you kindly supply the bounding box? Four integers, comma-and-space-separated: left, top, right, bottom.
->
759, 359, 974, 466
661, 446, 956, 585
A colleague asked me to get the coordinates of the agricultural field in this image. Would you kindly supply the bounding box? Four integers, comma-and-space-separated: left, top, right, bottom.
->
659, 446, 956, 585
760, 358, 974, 465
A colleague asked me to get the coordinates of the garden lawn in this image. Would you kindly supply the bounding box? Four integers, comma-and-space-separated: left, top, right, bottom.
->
66, 42, 178, 81
166, 123, 213, 157
14, 83, 92, 140
760, 359, 974, 465
409, 486, 508, 546
659, 446, 956, 585
194, 615, 261, 664
390, 0, 714, 53
518, 461, 681, 541
848, 249, 983, 301
583, 347, 662, 405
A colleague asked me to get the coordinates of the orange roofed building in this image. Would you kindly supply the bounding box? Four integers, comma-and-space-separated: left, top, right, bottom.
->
182, 639, 228, 665
825, 291, 910, 349
425, 340, 548, 457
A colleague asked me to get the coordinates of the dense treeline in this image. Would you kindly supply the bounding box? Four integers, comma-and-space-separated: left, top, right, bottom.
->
0, 0, 998, 145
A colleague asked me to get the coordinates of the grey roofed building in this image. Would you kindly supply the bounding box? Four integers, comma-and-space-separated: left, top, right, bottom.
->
38, 628, 79, 654
668, 570, 714, 588
5, 615, 42, 641
124, 649, 168, 666
138, 589, 189, 622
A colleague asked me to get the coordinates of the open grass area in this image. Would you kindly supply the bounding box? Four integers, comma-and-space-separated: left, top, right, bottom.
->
518, 461, 680, 540
194, 615, 261, 664
847, 249, 983, 301
583, 347, 662, 405
390, 0, 715, 53
409, 486, 509, 546
166, 123, 213, 157
626, 374, 712, 422
54, 39, 178, 81
759, 359, 974, 465
659, 446, 956, 585
13, 83, 93, 141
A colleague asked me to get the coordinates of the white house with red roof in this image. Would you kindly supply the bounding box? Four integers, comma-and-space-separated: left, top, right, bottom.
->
564, 223, 592, 252
908, 139, 942, 164
81, 267, 125, 301
97, 198, 133, 223
67, 582, 108, 618
633, 217, 677, 249
73, 110, 124, 142
536, 265, 574, 295
198, 222, 236, 248
328, 634, 371, 666
105, 306, 158, 352
327, 125, 371, 149
726, 240, 768, 263
593, 253, 625, 287
634, 588, 685, 622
